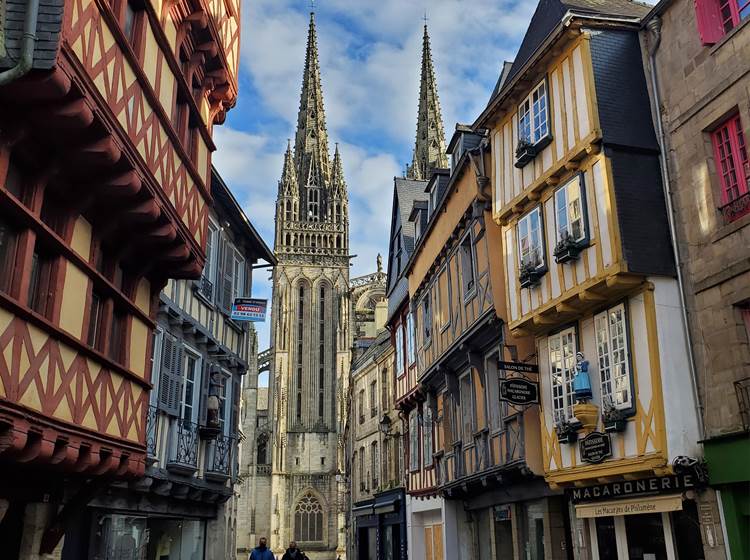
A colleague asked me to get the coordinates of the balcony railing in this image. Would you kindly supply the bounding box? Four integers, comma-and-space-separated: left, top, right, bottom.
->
735, 377, 750, 431
146, 405, 159, 463
166, 420, 199, 475
256, 464, 272, 475
205, 433, 234, 482
195, 275, 214, 302
720, 191, 750, 223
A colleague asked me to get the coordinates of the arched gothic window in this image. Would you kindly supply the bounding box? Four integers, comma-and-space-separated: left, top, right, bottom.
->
257, 434, 268, 465
285, 200, 292, 221
294, 492, 324, 542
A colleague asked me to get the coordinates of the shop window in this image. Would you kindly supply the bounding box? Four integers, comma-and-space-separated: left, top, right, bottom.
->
695, 0, 750, 44
27, 246, 54, 318
595, 303, 632, 410
517, 207, 545, 274
712, 114, 749, 223
594, 517, 618, 560
395, 322, 405, 376
624, 513, 668, 559
459, 233, 476, 297
294, 492, 324, 542
0, 218, 19, 294
548, 326, 577, 423
409, 410, 420, 472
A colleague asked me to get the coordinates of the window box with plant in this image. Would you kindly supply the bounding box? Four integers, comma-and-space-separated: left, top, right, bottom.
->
555, 417, 579, 444
553, 232, 585, 264
602, 397, 628, 433
514, 80, 552, 168
554, 174, 589, 263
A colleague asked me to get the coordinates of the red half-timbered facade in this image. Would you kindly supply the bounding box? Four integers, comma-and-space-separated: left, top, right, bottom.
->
0, 0, 241, 554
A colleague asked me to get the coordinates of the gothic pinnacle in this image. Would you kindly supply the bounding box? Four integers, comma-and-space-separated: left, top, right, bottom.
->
407, 22, 448, 181
331, 143, 347, 199
279, 139, 297, 196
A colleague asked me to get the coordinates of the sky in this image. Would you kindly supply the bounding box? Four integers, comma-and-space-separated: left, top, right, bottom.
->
211, 0, 654, 380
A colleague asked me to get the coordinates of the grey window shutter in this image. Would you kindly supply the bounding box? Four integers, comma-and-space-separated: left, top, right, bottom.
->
244, 260, 253, 297
158, 334, 179, 416
221, 242, 234, 313
231, 375, 240, 436
199, 360, 211, 427
172, 343, 185, 419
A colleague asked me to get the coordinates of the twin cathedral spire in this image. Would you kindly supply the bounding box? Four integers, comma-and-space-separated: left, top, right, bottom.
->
275, 12, 447, 254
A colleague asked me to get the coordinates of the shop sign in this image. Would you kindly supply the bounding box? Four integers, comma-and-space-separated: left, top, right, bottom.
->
499, 378, 539, 405
575, 494, 683, 518
568, 473, 701, 504
579, 431, 612, 464
493, 504, 512, 521
498, 361, 539, 374
231, 298, 268, 322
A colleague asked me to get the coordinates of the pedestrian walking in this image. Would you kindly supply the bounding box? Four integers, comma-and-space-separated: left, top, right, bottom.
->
281, 541, 305, 560
249, 537, 274, 560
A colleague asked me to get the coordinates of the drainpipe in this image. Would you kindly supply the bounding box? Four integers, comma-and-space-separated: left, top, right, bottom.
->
0, 0, 40, 86
646, 17, 705, 441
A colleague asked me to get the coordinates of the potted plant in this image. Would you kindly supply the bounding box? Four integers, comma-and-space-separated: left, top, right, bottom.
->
555, 417, 579, 444
602, 397, 628, 433
554, 231, 584, 264
519, 259, 542, 289
515, 139, 537, 168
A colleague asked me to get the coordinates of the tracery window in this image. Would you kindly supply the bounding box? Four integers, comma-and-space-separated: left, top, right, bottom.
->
294, 492, 324, 542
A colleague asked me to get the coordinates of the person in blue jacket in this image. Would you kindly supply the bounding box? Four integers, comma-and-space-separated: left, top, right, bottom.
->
249, 537, 275, 560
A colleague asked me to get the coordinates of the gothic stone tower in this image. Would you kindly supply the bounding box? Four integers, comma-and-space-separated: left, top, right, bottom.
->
407, 24, 449, 180
269, 12, 350, 560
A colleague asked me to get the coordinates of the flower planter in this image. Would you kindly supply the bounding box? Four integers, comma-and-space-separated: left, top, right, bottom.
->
514, 144, 537, 168
519, 270, 542, 289
556, 428, 578, 444
554, 242, 583, 264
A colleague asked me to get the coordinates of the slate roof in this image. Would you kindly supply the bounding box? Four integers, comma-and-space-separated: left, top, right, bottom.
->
394, 177, 429, 257
501, 0, 651, 95
0, 0, 64, 70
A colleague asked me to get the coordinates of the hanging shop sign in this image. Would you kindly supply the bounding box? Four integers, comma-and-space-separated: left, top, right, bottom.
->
498, 361, 539, 374
499, 378, 539, 406
579, 431, 612, 464
568, 472, 703, 504
231, 298, 268, 322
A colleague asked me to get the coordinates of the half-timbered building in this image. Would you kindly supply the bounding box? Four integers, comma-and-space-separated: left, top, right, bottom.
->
72, 168, 273, 559
404, 123, 571, 559
0, 0, 241, 554
474, 1, 706, 558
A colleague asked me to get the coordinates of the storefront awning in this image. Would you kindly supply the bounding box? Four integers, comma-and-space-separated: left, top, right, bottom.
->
373, 494, 400, 514
352, 504, 374, 517
575, 494, 683, 518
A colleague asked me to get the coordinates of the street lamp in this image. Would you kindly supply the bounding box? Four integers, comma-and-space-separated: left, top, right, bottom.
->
378, 413, 392, 437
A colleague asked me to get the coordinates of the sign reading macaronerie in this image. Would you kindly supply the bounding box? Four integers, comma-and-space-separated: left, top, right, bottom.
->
568, 473, 699, 504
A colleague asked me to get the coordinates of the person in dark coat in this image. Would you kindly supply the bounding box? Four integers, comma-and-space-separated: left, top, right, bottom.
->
249, 537, 274, 560
281, 541, 306, 560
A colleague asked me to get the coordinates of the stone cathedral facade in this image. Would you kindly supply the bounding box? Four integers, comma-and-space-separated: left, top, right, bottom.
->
268, 12, 351, 559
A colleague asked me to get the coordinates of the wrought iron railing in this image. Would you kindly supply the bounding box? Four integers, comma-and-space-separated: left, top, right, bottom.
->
735, 377, 750, 431
195, 275, 214, 301
719, 191, 750, 223
166, 420, 199, 473
145, 405, 159, 462
205, 433, 234, 479
256, 464, 272, 475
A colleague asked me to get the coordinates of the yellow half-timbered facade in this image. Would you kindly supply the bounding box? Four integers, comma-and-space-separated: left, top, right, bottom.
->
475, 2, 707, 559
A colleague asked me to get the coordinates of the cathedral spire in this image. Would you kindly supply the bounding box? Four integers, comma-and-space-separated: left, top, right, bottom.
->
294, 11, 331, 189
407, 23, 448, 181
279, 139, 298, 196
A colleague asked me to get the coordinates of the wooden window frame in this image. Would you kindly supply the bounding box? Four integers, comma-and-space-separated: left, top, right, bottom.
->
518, 79, 550, 146
554, 173, 589, 245
459, 232, 476, 302
548, 325, 578, 423
406, 311, 416, 366
422, 406, 434, 468
0, 217, 20, 296
517, 206, 546, 271
395, 320, 405, 377
712, 114, 749, 222
595, 302, 635, 412
409, 409, 420, 472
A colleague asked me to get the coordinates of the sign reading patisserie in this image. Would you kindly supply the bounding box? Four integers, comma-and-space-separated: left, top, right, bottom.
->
579, 431, 612, 464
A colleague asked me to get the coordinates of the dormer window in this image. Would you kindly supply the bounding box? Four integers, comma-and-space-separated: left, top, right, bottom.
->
516, 80, 551, 168
429, 182, 439, 215
414, 213, 422, 240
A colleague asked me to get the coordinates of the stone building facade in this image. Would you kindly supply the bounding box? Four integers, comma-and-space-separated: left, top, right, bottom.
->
641, 2, 750, 558
267, 12, 351, 560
